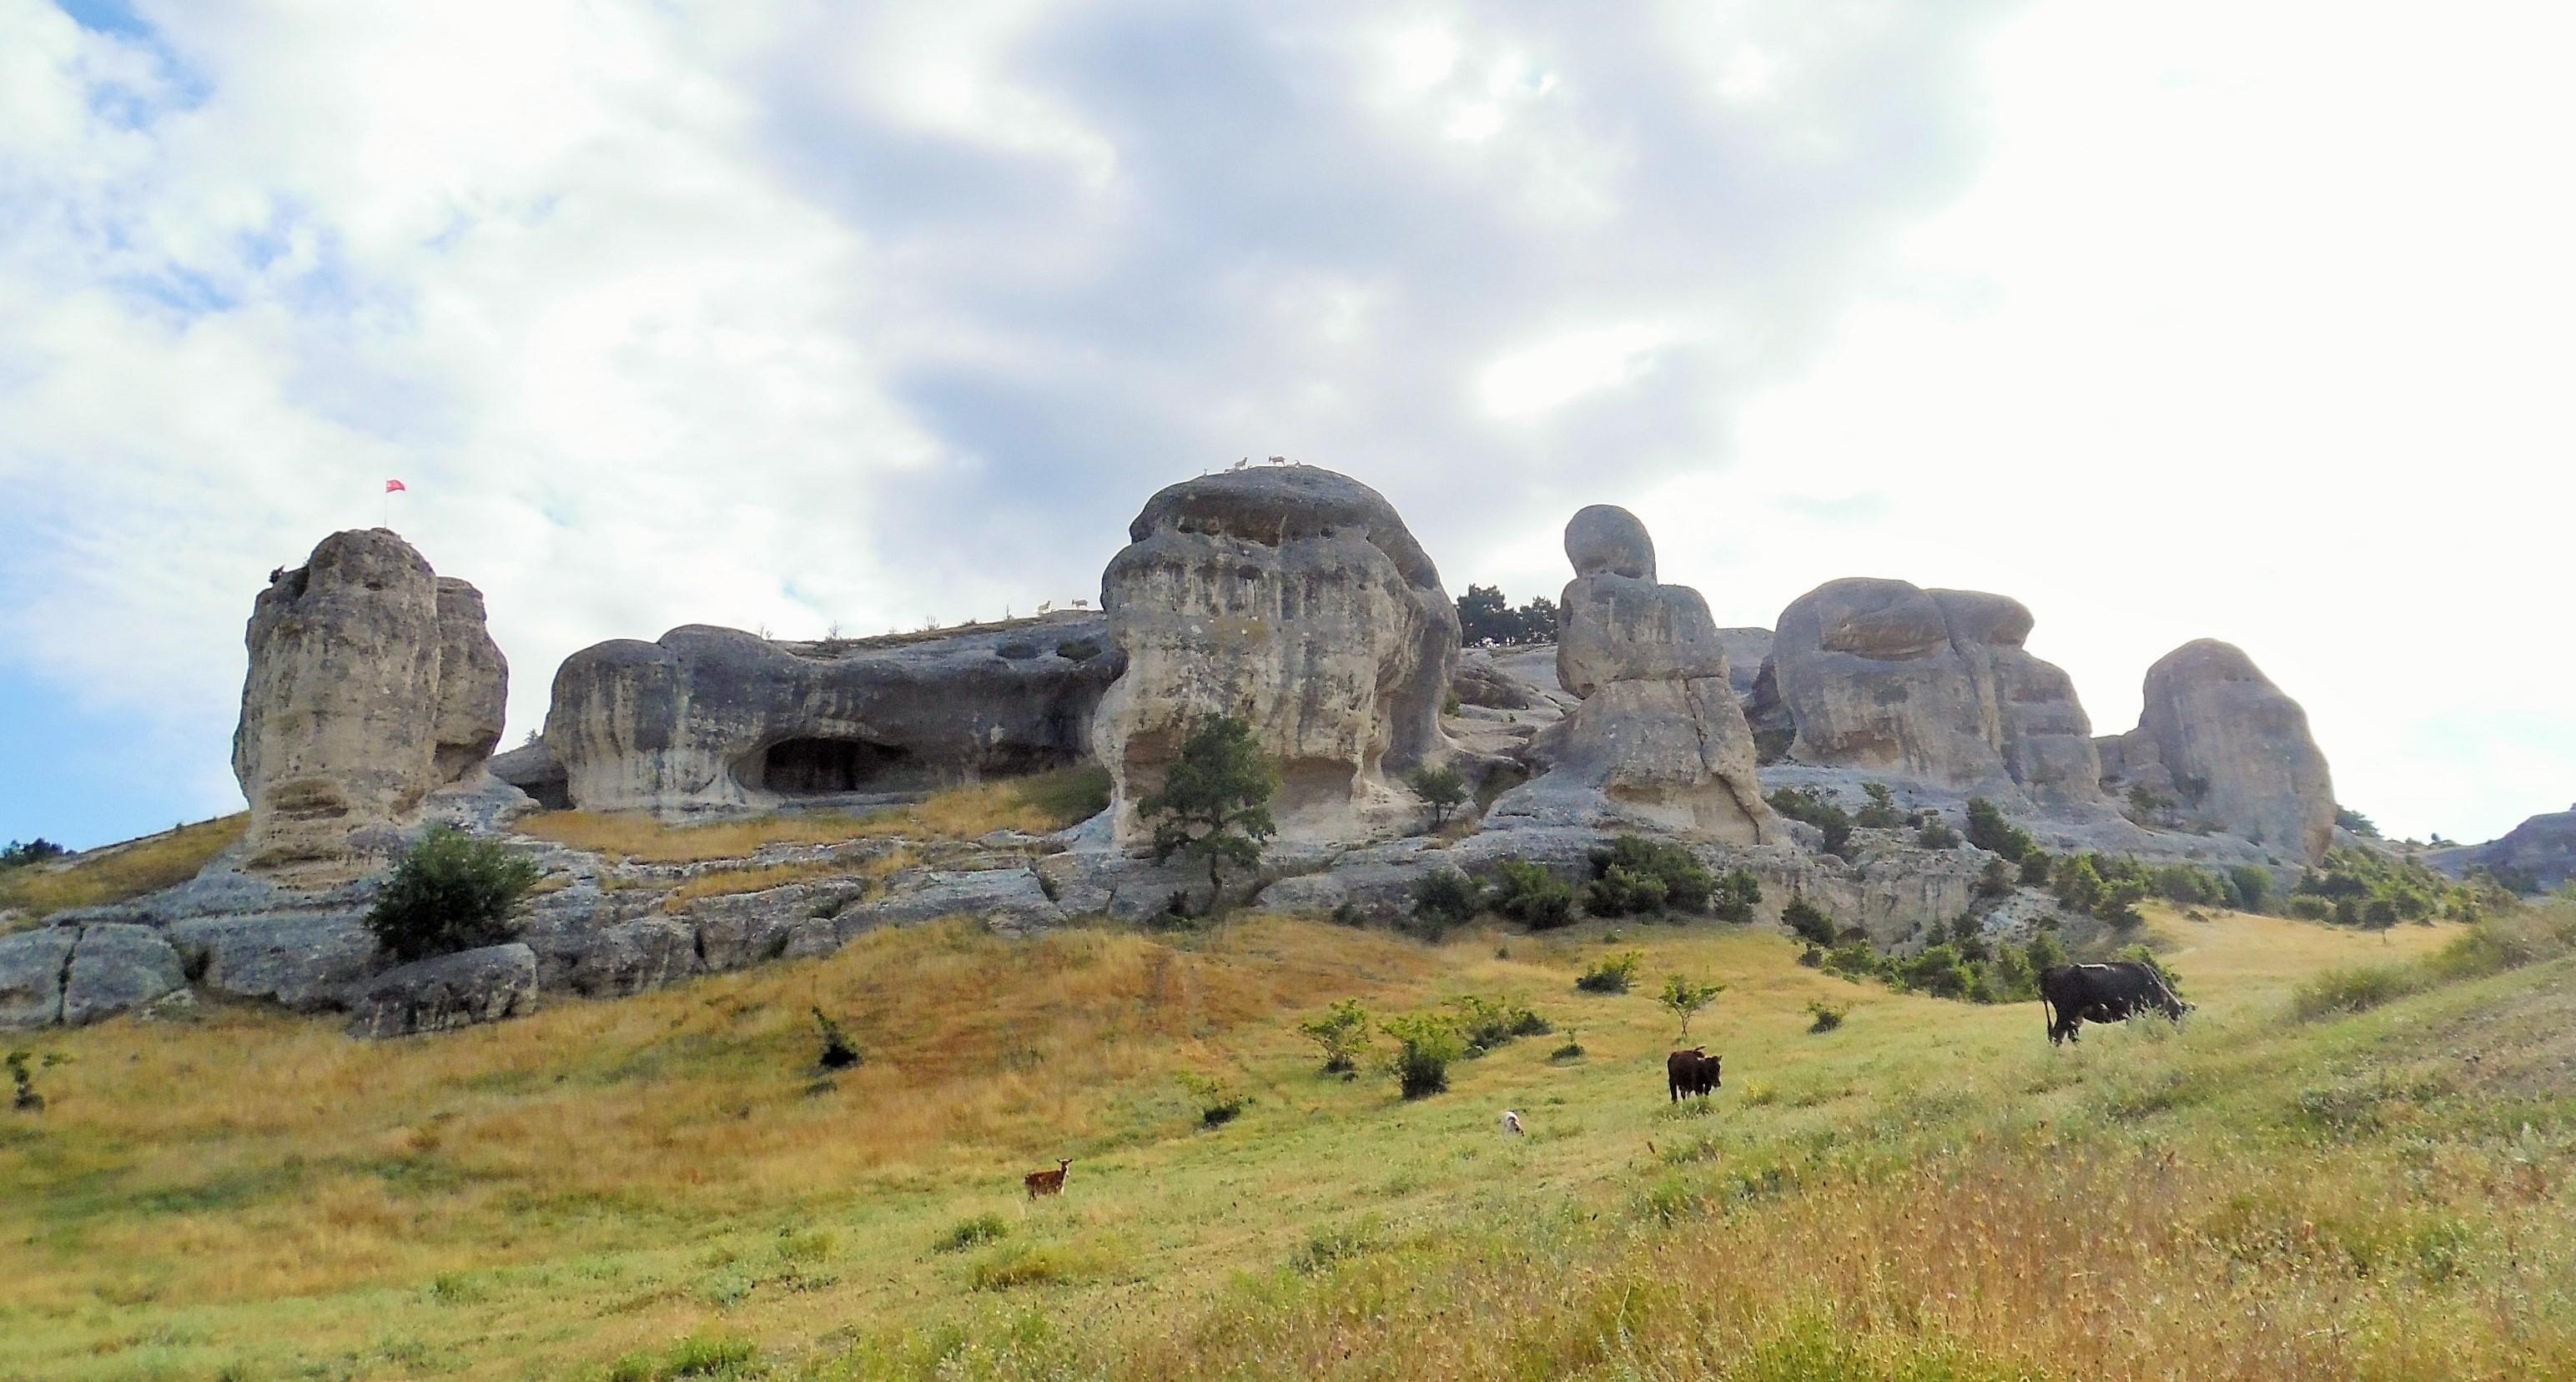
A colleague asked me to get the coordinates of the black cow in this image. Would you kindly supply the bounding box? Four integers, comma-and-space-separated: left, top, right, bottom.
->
1666, 1048, 1723, 1101
2040, 962, 2191, 1046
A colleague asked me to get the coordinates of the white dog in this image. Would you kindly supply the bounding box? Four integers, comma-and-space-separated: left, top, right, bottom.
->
1500, 1109, 1525, 1137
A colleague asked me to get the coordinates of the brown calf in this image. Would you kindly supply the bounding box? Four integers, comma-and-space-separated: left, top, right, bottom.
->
1024, 1158, 1072, 1199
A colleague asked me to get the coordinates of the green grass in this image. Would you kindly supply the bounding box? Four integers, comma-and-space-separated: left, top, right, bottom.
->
2, 902, 2571, 1379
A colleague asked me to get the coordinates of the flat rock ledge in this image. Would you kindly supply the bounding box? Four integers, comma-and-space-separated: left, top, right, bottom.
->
347, 943, 540, 1039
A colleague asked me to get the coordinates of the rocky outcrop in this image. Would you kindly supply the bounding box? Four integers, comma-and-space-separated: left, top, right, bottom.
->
544, 615, 1123, 815
1091, 465, 1459, 844
1490, 507, 1774, 841
232, 530, 507, 878
61, 924, 186, 1025
1768, 578, 2101, 805
2428, 807, 2576, 891
0, 928, 77, 1028
167, 912, 380, 1012
345, 943, 539, 1038
2102, 640, 2335, 864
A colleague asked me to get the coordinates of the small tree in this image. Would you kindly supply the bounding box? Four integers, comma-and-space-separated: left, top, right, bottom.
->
364, 828, 542, 962
1407, 764, 1468, 827
1855, 782, 1901, 829
1976, 857, 2015, 899
1576, 950, 1643, 993
0, 839, 69, 871
1916, 817, 1962, 850
1298, 998, 1374, 1074
1410, 868, 1484, 933
1141, 715, 1278, 912
1964, 797, 2035, 861
1382, 1013, 1466, 1098
1658, 973, 1725, 1041
7, 1052, 43, 1113
812, 1008, 861, 1070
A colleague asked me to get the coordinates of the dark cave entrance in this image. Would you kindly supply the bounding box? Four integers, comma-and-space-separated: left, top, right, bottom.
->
758, 736, 918, 796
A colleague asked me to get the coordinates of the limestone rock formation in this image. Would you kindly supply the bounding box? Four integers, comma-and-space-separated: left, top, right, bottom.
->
544, 614, 1123, 815
232, 530, 507, 877
1492, 506, 1774, 841
1768, 578, 2101, 804
345, 942, 539, 1039
2428, 807, 2576, 891
1091, 465, 1458, 844
2104, 639, 2335, 864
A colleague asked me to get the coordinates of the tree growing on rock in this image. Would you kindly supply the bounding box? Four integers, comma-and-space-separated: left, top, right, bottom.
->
1406, 764, 1468, 827
1141, 714, 1278, 913
365, 828, 541, 962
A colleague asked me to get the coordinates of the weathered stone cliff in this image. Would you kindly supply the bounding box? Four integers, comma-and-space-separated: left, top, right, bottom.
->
1767, 577, 2101, 805
2101, 639, 2336, 864
231, 530, 506, 878
544, 616, 1124, 815
1091, 465, 1458, 844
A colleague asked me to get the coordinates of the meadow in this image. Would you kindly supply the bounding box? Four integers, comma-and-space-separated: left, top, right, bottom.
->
4, 894, 2571, 1379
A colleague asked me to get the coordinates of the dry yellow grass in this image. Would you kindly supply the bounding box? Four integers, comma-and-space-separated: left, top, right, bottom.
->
662, 852, 914, 908
516, 766, 1110, 864
4, 902, 2568, 1381
0, 813, 245, 927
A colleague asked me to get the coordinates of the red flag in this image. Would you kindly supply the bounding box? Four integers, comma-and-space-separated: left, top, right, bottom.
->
385, 479, 407, 494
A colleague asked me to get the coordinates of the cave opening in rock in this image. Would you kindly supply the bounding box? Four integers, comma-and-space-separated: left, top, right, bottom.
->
759, 736, 918, 795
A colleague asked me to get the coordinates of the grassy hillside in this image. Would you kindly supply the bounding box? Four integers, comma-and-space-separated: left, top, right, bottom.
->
3, 902, 2570, 1379
0, 814, 245, 930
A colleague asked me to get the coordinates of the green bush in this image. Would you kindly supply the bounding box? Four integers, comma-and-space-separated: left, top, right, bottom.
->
1976, 857, 2015, 899
1491, 858, 1575, 928
1296, 998, 1373, 1074
1710, 867, 1763, 922
1447, 994, 1549, 1050
1916, 818, 1961, 850
812, 1007, 860, 1070
363, 828, 542, 962
1411, 869, 1484, 930
2289, 964, 2423, 1021
1575, 950, 1643, 993
2228, 864, 2275, 912
1804, 999, 1845, 1033
1382, 1013, 1466, 1098
1176, 1071, 1249, 1127
1780, 897, 1835, 947
1854, 782, 1902, 829
1586, 835, 1717, 914
933, 1213, 1010, 1253
1767, 788, 1853, 857
662, 1333, 759, 1378
1965, 797, 2034, 861
2019, 849, 2054, 886
1894, 944, 1972, 999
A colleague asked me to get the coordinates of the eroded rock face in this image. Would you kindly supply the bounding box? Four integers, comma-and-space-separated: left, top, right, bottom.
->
2428, 807, 2576, 891
1091, 465, 1458, 844
345, 942, 538, 1039
1768, 578, 2101, 804
2121, 639, 2335, 864
232, 530, 507, 878
1492, 507, 1773, 842
545, 615, 1124, 815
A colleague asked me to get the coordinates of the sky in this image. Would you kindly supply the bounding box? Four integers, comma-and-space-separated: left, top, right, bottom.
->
3, 0, 2570, 851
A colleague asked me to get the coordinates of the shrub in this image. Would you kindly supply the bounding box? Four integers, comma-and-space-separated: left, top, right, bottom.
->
2336, 806, 2380, 838
2290, 964, 2423, 1021
2286, 894, 2335, 922
812, 1008, 861, 1070
1448, 994, 1548, 1050
1780, 897, 1835, 946
933, 1213, 1010, 1253
1549, 1033, 1586, 1061
1297, 998, 1373, 1074
1710, 868, 1762, 922
1406, 765, 1468, 827
1291, 1216, 1384, 1274
1894, 944, 1972, 999
662, 1333, 759, 1377
1854, 782, 1902, 829
1176, 1071, 1249, 1127
2228, 864, 2276, 912
969, 1243, 1084, 1291
1411, 869, 1484, 931
1585, 865, 1668, 917
1976, 857, 2015, 899
1491, 858, 1575, 928
1382, 1013, 1466, 1098
1965, 797, 2034, 861
363, 828, 542, 962
2019, 849, 2054, 886
1767, 788, 1853, 857
1916, 818, 1961, 850
1804, 999, 1845, 1033
1587, 835, 1717, 914
1576, 950, 1643, 993
2151, 862, 2225, 905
